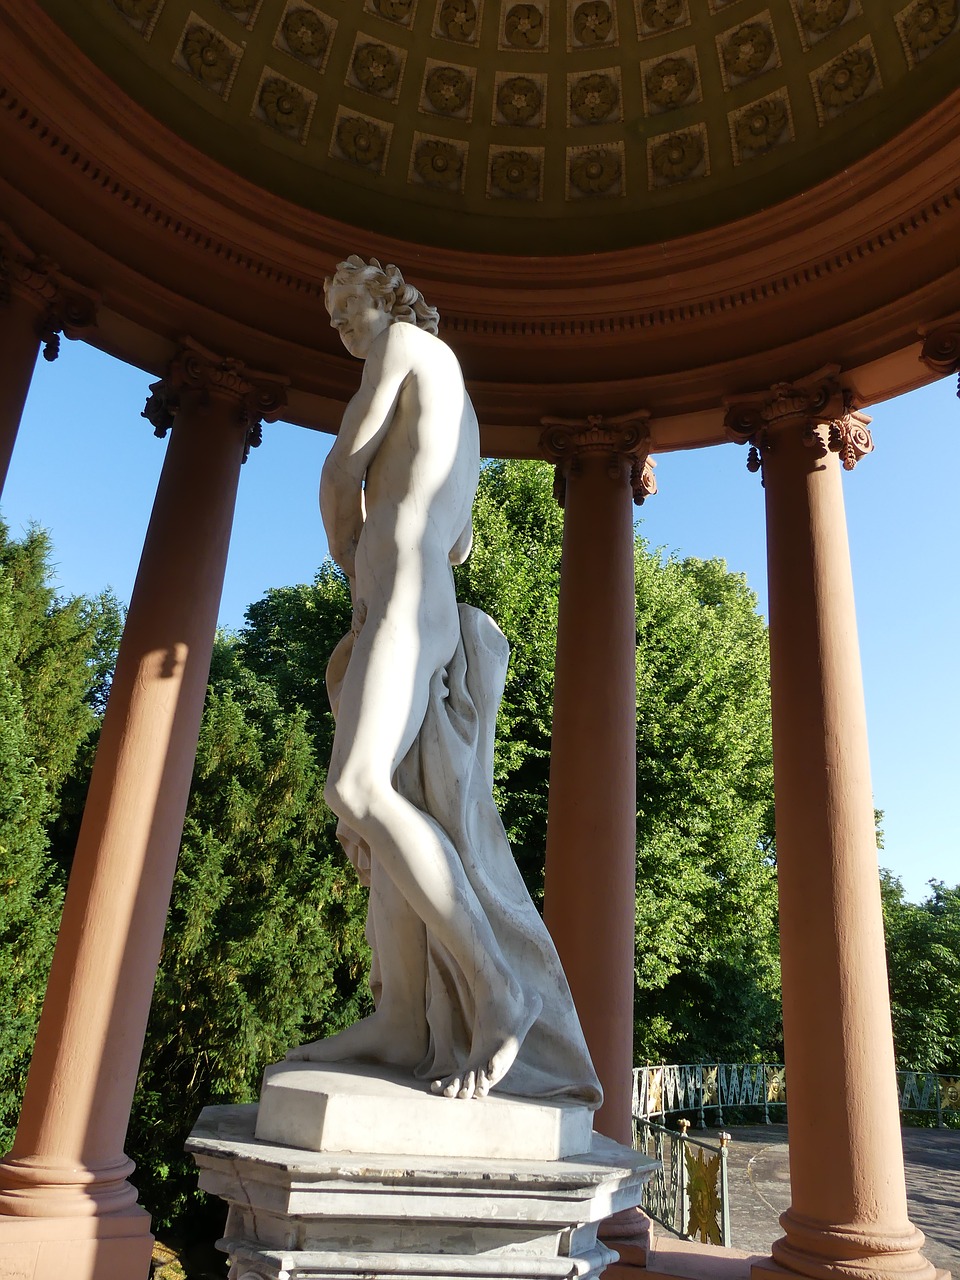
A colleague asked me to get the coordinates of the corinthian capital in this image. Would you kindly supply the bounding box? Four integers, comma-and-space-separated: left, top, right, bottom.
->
0, 227, 98, 359
919, 319, 960, 399
142, 339, 289, 462
539, 412, 657, 507
723, 367, 873, 479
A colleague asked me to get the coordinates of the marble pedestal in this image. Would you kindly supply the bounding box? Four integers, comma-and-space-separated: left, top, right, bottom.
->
187, 1067, 658, 1280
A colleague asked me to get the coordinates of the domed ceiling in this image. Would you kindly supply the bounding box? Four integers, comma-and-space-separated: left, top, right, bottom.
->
37, 0, 960, 253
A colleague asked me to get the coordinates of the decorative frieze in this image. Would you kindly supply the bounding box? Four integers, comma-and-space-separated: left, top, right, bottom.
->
141, 340, 287, 462
724, 371, 873, 480
540, 414, 656, 506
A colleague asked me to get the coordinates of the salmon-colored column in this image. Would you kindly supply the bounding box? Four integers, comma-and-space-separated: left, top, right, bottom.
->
0, 229, 96, 495
726, 376, 939, 1280
540, 416, 655, 1146
0, 341, 285, 1280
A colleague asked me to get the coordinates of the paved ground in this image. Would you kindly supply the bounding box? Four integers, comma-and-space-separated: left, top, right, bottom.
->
687, 1125, 960, 1272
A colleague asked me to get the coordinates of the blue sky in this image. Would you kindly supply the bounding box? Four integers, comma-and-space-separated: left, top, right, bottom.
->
3, 339, 957, 902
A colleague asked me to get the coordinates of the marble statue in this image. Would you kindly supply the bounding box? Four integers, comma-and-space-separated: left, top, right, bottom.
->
286, 256, 601, 1108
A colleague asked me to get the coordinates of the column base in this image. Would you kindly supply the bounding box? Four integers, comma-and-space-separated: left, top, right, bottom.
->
0, 1208, 153, 1280
750, 1211, 948, 1280
600, 1205, 655, 1272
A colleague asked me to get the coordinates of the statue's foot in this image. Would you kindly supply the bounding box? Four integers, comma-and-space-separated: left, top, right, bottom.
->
285, 1010, 424, 1070
430, 988, 543, 1100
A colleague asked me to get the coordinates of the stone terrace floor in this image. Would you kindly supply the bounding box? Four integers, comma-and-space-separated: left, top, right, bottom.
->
676, 1124, 960, 1273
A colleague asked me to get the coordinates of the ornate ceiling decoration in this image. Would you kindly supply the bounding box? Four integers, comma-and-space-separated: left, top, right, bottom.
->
35, 0, 960, 252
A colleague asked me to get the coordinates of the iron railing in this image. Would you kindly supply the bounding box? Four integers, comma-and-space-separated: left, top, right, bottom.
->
634, 1064, 960, 1128
634, 1117, 731, 1246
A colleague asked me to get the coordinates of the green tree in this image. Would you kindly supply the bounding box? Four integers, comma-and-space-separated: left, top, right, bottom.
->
880, 871, 960, 1072
632, 553, 779, 1063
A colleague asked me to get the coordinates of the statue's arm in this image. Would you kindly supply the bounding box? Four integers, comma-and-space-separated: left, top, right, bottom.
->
320, 329, 408, 578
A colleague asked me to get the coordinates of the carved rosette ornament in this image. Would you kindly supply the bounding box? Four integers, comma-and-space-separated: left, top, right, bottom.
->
817, 45, 875, 112
490, 149, 541, 198
425, 66, 472, 114
569, 147, 622, 195
640, 0, 684, 32
412, 138, 464, 188
498, 76, 542, 124
141, 341, 288, 462
540, 414, 656, 507
374, 0, 416, 21
282, 9, 330, 60
438, 0, 478, 41
645, 56, 696, 110
353, 43, 402, 97
650, 130, 704, 184
724, 371, 873, 481
181, 25, 235, 88
336, 115, 387, 168
902, 0, 958, 58
721, 22, 775, 80
0, 238, 98, 360
734, 96, 789, 157
572, 0, 614, 45
504, 3, 543, 46
259, 77, 309, 133
798, 0, 850, 36
570, 73, 618, 123
919, 320, 960, 398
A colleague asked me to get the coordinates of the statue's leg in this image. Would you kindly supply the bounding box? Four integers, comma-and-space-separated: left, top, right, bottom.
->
287, 863, 429, 1067
320, 598, 541, 1098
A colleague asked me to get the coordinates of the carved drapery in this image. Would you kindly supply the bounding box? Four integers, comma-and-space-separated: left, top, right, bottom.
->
0, 229, 98, 358
919, 319, 960, 399
540, 413, 657, 507
723, 368, 873, 481
142, 338, 288, 461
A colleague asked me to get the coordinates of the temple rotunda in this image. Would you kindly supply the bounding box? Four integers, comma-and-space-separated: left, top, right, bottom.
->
0, 0, 958, 1276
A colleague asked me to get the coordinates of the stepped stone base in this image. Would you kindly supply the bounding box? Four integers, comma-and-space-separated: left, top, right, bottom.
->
188, 1072, 658, 1280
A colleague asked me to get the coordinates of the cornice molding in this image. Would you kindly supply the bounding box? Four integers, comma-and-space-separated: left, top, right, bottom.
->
1, 2, 959, 445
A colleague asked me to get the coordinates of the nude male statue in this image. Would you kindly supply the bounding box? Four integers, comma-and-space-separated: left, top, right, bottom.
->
286, 257, 600, 1109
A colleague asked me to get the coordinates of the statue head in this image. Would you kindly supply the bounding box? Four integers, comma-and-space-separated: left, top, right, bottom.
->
324, 256, 440, 352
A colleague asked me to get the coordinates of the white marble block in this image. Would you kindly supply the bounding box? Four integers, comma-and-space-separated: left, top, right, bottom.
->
255, 1062, 594, 1161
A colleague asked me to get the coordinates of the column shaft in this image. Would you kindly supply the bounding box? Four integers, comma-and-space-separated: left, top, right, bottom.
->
0, 290, 41, 496
0, 363, 262, 1278
543, 449, 638, 1146
760, 423, 935, 1280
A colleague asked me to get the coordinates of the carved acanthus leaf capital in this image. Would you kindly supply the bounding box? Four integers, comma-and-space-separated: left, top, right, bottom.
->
0, 229, 98, 359
142, 339, 289, 461
723, 368, 873, 478
919, 319, 960, 399
539, 412, 656, 507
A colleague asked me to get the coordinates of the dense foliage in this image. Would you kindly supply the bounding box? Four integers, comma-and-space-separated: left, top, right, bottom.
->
881, 872, 960, 1073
